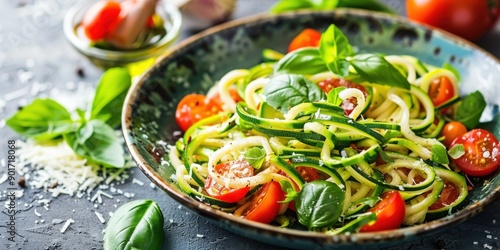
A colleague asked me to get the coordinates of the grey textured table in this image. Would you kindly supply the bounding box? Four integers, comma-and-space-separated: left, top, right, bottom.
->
0, 0, 499, 249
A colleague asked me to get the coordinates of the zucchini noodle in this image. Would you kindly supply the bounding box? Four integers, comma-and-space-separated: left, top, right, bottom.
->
168, 49, 470, 232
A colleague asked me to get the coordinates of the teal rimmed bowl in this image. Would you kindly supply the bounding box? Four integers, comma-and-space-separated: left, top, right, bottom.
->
122, 9, 500, 249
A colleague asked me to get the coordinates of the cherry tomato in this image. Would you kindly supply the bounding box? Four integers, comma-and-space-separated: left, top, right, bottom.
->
318, 78, 367, 116
288, 28, 322, 52
360, 191, 406, 232
205, 160, 254, 203
441, 121, 468, 147
175, 94, 222, 131
406, 0, 500, 41
81, 0, 123, 41
428, 181, 460, 210
242, 181, 285, 224
450, 129, 500, 176
428, 77, 455, 107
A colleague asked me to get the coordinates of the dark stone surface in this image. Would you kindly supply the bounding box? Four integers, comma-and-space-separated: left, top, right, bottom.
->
0, 0, 498, 249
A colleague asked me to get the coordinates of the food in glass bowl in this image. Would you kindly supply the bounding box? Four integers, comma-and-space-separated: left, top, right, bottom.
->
63, 0, 181, 71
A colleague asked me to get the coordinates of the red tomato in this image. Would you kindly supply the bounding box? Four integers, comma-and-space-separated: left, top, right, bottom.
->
428, 181, 460, 210
175, 94, 222, 131
288, 28, 322, 52
205, 160, 254, 203
81, 0, 122, 41
242, 181, 285, 224
360, 191, 406, 232
441, 121, 468, 147
450, 129, 500, 176
406, 0, 500, 41
428, 77, 455, 107
318, 78, 367, 116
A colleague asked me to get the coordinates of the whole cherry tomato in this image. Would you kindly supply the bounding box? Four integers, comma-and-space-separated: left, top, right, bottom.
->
441, 121, 468, 147
288, 28, 322, 52
175, 94, 222, 131
81, 0, 123, 41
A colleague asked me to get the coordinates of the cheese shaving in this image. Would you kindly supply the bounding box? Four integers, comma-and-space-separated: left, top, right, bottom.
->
60, 218, 74, 233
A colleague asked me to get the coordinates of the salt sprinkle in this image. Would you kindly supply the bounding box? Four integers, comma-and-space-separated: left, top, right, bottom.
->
196, 234, 204, 238
52, 219, 64, 225
150, 182, 156, 189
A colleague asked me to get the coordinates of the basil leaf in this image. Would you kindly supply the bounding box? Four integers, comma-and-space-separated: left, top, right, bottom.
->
326, 86, 345, 105
442, 62, 461, 81
263, 74, 325, 113
274, 48, 328, 75
349, 54, 410, 89
104, 199, 164, 250
91, 67, 132, 128
6, 98, 75, 140
279, 180, 298, 203
65, 120, 125, 168
337, 0, 395, 14
244, 147, 266, 169
295, 180, 345, 230
319, 24, 354, 77
455, 91, 486, 129
270, 0, 339, 13
431, 144, 449, 165
448, 144, 465, 159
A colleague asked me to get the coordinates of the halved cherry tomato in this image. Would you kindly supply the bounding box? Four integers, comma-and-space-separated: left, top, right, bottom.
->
242, 181, 285, 224
288, 28, 322, 52
318, 78, 367, 116
428, 77, 454, 107
81, 0, 122, 41
406, 0, 500, 41
441, 121, 468, 147
175, 94, 223, 131
428, 181, 460, 210
450, 129, 500, 176
360, 191, 406, 232
205, 159, 254, 203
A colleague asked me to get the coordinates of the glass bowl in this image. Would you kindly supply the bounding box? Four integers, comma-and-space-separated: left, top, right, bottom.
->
63, 0, 182, 70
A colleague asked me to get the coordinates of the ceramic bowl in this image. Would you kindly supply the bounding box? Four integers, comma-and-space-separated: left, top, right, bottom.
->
122, 9, 500, 249
63, 0, 182, 69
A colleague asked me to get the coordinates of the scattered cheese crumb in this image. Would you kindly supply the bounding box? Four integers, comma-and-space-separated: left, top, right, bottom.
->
483, 244, 493, 250
95, 211, 106, 224
196, 234, 204, 238
149, 182, 156, 189
60, 218, 74, 233
52, 219, 64, 225
132, 178, 144, 186
34, 209, 41, 217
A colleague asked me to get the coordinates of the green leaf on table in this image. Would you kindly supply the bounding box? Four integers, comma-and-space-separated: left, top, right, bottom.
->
6, 98, 75, 140
319, 24, 355, 77
337, 0, 395, 14
65, 119, 125, 168
349, 54, 410, 89
244, 147, 266, 169
455, 91, 486, 129
274, 48, 328, 75
90, 67, 132, 128
270, 0, 339, 13
263, 74, 325, 113
104, 199, 164, 250
295, 180, 345, 230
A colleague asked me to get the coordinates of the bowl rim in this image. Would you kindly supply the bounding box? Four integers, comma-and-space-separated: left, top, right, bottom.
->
122, 8, 500, 246
63, 0, 182, 62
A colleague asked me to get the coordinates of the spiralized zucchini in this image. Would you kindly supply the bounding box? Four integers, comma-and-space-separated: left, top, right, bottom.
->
168, 53, 468, 231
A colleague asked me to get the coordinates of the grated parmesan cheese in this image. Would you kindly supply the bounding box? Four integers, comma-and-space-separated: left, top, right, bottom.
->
60, 218, 74, 233
95, 211, 106, 224
17, 139, 131, 198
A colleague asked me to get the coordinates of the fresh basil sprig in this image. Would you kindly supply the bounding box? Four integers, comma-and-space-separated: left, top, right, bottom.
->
454, 91, 486, 129
295, 180, 345, 230
244, 147, 266, 169
274, 48, 328, 75
319, 24, 355, 77
6, 99, 75, 140
104, 199, 164, 250
263, 74, 325, 113
6, 67, 131, 168
270, 0, 395, 14
431, 144, 449, 165
349, 54, 410, 89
